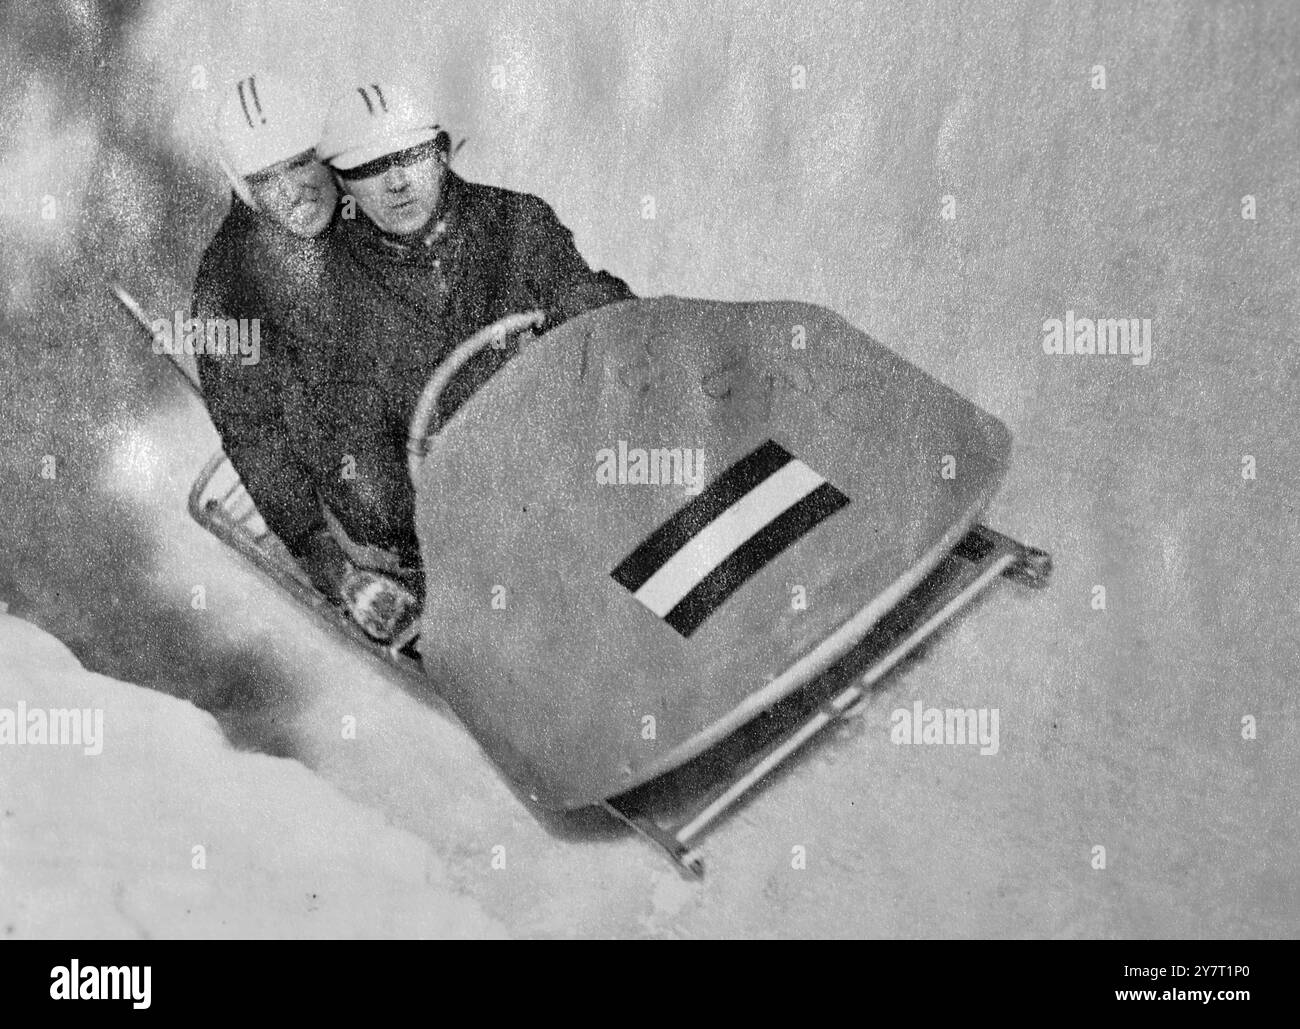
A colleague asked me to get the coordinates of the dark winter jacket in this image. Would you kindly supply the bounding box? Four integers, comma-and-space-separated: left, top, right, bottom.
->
191, 195, 335, 556
290, 170, 635, 561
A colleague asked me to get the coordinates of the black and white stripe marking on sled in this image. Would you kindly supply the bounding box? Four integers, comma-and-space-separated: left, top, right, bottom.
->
611, 440, 850, 637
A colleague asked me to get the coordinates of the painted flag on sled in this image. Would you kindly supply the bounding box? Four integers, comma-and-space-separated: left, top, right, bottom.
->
611, 440, 849, 638
414, 297, 1011, 808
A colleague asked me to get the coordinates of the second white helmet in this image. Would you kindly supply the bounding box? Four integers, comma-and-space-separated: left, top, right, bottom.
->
217, 72, 324, 180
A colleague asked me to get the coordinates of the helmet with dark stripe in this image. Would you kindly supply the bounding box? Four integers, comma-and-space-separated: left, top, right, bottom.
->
318, 82, 441, 171
217, 71, 324, 182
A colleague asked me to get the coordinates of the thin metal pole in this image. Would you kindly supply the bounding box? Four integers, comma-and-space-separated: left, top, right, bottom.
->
110, 283, 204, 399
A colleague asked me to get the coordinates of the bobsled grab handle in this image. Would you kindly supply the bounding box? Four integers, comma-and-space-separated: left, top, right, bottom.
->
406, 309, 546, 481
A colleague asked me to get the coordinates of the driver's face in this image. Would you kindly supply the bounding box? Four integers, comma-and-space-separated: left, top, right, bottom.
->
344, 152, 445, 237
246, 150, 338, 238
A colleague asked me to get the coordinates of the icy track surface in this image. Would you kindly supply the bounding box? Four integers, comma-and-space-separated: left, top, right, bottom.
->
1, 1, 1298, 937
0, 611, 506, 938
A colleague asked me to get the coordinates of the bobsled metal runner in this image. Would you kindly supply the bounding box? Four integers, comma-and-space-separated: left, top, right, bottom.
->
114, 283, 1051, 879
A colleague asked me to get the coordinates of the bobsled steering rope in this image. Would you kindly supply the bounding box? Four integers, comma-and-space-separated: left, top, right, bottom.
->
405, 309, 546, 481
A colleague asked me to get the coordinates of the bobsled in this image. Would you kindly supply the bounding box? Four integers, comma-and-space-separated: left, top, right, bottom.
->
115, 285, 1050, 878
409, 297, 1050, 874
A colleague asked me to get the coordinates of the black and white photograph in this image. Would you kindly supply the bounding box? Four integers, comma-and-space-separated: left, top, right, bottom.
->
0, 0, 1296, 958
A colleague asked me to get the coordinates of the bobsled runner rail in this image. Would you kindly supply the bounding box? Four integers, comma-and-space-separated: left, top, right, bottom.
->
601, 522, 1048, 878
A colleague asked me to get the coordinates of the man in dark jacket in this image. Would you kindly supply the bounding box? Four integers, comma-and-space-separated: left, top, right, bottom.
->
193, 73, 359, 598
192, 195, 331, 554
308, 81, 636, 570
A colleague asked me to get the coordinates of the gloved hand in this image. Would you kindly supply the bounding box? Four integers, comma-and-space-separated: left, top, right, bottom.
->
391, 546, 425, 601
296, 529, 351, 603
342, 567, 420, 643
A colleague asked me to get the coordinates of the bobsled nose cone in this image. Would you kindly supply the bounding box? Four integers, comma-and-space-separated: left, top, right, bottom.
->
414, 297, 1011, 808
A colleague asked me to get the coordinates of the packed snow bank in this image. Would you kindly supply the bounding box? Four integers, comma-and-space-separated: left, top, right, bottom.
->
0, 610, 506, 939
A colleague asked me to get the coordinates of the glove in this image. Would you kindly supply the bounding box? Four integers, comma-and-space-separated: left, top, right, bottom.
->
342, 567, 420, 643
390, 545, 425, 601
296, 529, 351, 603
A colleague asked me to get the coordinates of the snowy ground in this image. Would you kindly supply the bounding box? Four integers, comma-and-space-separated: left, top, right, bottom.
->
1, 0, 1297, 937
0, 611, 504, 938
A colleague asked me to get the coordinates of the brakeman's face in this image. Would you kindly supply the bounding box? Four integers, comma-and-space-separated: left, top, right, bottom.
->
343, 152, 445, 237
246, 150, 338, 238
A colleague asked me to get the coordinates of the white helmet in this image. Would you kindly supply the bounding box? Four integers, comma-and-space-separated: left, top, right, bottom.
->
217, 72, 323, 201
318, 82, 441, 171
